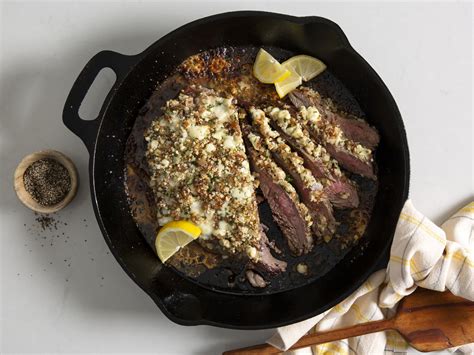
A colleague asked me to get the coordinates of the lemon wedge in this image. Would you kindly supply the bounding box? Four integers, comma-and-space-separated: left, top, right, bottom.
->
253, 48, 290, 84
282, 55, 326, 82
155, 220, 201, 263
274, 64, 303, 98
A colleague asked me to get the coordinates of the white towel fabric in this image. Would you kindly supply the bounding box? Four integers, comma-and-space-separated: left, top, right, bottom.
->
268, 200, 474, 354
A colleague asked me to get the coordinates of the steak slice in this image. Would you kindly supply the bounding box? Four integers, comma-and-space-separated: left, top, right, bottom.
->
253, 231, 287, 275
243, 124, 313, 256
257, 168, 313, 254
288, 89, 312, 108
335, 115, 380, 149
325, 178, 360, 209
289, 88, 380, 149
271, 152, 336, 236
289, 87, 378, 180
299, 105, 377, 180
250, 108, 336, 239
245, 228, 286, 286
325, 144, 376, 179
265, 107, 359, 209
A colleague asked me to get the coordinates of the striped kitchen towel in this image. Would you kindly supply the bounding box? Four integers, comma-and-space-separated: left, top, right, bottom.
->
268, 200, 474, 354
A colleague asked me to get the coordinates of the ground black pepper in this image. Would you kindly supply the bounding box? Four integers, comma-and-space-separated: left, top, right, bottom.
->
34, 214, 57, 230
23, 158, 71, 206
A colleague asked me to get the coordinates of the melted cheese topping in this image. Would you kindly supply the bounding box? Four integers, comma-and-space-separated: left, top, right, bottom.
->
265, 106, 342, 177
250, 108, 324, 199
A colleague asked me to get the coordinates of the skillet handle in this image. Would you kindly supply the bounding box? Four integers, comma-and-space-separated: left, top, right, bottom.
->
63, 50, 136, 154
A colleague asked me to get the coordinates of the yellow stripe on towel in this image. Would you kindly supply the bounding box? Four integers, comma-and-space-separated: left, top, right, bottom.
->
399, 213, 445, 244
313, 342, 348, 355
445, 250, 474, 268
459, 202, 474, 214
389, 255, 420, 274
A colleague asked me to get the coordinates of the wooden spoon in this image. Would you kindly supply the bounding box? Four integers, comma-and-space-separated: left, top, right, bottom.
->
224, 288, 474, 354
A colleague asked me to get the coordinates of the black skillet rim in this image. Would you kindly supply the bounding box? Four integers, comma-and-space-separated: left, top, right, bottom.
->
68, 10, 410, 329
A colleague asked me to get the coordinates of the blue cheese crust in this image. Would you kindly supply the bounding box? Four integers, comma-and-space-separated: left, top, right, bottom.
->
144, 87, 261, 260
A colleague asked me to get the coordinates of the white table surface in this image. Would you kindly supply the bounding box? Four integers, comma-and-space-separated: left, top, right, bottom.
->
0, 1, 472, 354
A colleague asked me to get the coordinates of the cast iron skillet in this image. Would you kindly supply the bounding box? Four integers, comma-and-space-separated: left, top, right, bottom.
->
63, 11, 409, 329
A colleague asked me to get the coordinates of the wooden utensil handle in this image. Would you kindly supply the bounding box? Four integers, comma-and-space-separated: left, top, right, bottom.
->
223, 319, 395, 355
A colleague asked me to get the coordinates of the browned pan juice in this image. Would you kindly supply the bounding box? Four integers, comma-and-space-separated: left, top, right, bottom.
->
124, 46, 378, 294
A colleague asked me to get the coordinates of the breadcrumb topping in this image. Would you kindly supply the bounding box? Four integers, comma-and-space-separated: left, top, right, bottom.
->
300, 106, 373, 162
265, 106, 342, 177
144, 87, 261, 259
250, 108, 324, 202
251, 108, 331, 235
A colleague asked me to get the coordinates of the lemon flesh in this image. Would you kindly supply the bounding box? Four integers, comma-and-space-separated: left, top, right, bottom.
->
253, 48, 290, 84
282, 55, 326, 82
274, 64, 303, 98
155, 220, 201, 263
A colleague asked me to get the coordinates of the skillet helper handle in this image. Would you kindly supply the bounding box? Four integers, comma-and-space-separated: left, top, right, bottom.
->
223, 318, 394, 355
62, 50, 135, 154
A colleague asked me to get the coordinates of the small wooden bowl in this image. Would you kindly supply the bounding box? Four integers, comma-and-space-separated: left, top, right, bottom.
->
14, 150, 79, 213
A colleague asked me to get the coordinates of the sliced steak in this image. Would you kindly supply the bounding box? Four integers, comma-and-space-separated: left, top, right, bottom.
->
290, 88, 380, 149
249, 108, 336, 239
243, 123, 313, 255
325, 144, 376, 179
300, 105, 377, 180
289, 90, 312, 108
271, 151, 336, 237
335, 115, 380, 149
271, 124, 326, 179
325, 177, 359, 209
264, 107, 359, 209
257, 168, 313, 255
290, 87, 378, 179
254, 232, 287, 274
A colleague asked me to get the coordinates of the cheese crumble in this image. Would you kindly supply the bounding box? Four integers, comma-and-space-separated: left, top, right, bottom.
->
144, 87, 261, 259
